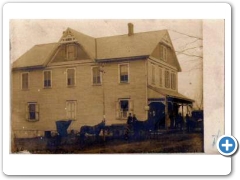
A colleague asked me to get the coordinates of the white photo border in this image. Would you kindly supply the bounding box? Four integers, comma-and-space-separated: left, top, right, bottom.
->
3, 3, 231, 175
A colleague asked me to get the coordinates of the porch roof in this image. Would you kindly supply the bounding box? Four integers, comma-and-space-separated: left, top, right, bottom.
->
148, 85, 194, 104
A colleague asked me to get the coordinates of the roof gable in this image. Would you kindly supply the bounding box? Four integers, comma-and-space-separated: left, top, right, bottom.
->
12, 27, 181, 71
59, 28, 96, 59
12, 43, 58, 69
96, 30, 168, 60
150, 32, 181, 71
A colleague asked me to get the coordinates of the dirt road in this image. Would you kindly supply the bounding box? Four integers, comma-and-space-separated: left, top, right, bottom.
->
14, 132, 203, 154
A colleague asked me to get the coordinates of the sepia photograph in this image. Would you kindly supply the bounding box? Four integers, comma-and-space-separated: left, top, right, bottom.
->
10, 19, 205, 154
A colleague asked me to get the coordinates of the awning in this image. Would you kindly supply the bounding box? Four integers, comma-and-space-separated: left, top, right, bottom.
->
148, 85, 194, 103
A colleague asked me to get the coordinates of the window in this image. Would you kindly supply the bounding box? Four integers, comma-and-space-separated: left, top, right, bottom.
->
165, 70, 170, 88
43, 71, 51, 88
66, 44, 77, 60
160, 45, 167, 61
159, 67, 163, 87
171, 72, 176, 90
22, 73, 29, 90
92, 67, 101, 85
116, 99, 133, 119
26, 103, 39, 121
67, 68, 75, 86
151, 64, 155, 84
119, 64, 129, 83
66, 101, 77, 119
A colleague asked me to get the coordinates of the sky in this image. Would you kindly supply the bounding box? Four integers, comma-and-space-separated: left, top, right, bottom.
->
10, 19, 203, 109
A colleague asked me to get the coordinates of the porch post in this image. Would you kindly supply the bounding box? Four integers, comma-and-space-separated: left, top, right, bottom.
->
165, 96, 169, 129
181, 103, 184, 116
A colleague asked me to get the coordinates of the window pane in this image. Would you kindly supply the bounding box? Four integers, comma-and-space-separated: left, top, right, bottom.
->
93, 67, 101, 84
119, 100, 129, 118
67, 45, 75, 59
29, 104, 36, 120
22, 73, 28, 89
160, 45, 167, 61
159, 68, 162, 87
44, 71, 51, 87
152, 65, 155, 84
165, 70, 170, 88
171, 73, 176, 90
120, 65, 128, 83
66, 101, 76, 119
67, 69, 75, 86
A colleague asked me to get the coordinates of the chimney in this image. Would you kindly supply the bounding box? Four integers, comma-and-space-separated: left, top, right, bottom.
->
128, 23, 134, 36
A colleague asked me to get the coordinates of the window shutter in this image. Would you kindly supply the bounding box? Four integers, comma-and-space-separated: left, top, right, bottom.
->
160, 45, 163, 59
26, 104, 29, 120
129, 100, 134, 112
35, 104, 39, 120
115, 101, 120, 119
66, 102, 71, 119
74, 45, 77, 59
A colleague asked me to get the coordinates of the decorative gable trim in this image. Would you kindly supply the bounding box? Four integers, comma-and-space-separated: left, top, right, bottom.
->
61, 29, 77, 43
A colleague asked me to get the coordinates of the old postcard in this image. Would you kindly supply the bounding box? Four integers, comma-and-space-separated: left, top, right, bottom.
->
3, 3, 231, 176
10, 19, 206, 154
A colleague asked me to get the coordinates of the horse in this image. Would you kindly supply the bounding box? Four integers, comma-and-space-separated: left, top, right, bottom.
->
124, 116, 159, 139
79, 120, 105, 139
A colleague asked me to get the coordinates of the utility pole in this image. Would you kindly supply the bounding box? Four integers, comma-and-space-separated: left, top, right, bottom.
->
100, 64, 106, 141
100, 64, 106, 121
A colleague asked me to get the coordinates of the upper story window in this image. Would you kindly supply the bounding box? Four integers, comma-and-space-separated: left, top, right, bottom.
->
43, 70, 52, 88
119, 64, 129, 83
92, 67, 101, 85
22, 72, 29, 90
67, 68, 76, 87
26, 102, 39, 121
159, 67, 163, 87
66, 44, 77, 60
160, 45, 167, 61
151, 64, 155, 85
165, 70, 170, 88
171, 72, 176, 90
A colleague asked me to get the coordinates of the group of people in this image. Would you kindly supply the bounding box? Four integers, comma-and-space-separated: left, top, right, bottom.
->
169, 111, 184, 130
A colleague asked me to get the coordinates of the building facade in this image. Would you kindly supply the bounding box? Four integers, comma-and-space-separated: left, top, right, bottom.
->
11, 23, 193, 138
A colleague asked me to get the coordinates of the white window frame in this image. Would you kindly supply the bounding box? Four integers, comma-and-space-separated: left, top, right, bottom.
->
21, 72, 29, 90
91, 66, 102, 85
26, 102, 39, 122
116, 99, 134, 120
43, 70, 52, 88
66, 100, 77, 120
160, 45, 167, 61
66, 68, 76, 87
118, 63, 129, 84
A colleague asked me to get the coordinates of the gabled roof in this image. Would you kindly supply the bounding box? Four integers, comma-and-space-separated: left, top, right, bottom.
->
12, 43, 59, 69
96, 30, 167, 60
60, 28, 96, 59
12, 27, 179, 70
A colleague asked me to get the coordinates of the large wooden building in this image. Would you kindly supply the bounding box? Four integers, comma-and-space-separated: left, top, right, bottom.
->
11, 23, 194, 138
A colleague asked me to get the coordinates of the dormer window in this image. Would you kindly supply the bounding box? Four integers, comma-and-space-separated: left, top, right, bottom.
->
66, 44, 77, 60
160, 45, 167, 61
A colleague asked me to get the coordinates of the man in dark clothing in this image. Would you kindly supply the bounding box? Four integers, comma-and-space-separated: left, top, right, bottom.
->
127, 113, 133, 125
125, 113, 133, 140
